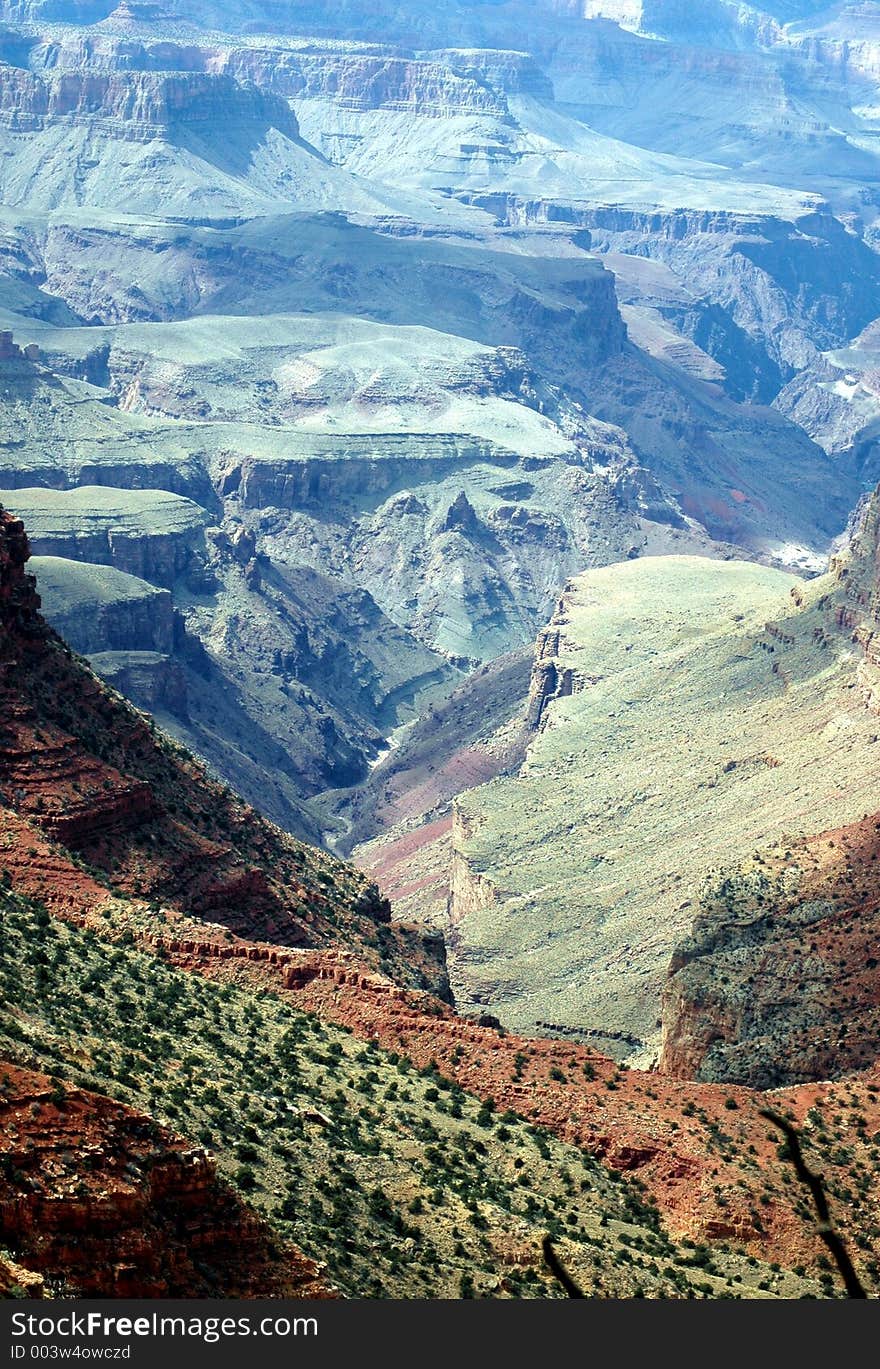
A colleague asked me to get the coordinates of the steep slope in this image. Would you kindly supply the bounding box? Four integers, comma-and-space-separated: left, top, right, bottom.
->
0, 500, 878, 1296
322, 645, 534, 857
0, 61, 443, 220
661, 489, 880, 1086
0, 1063, 330, 1298
660, 810, 880, 1089
6, 885, 804, 1300
0, 504, 448, 992
446, 486, 880, 1056
775, 316, 880, 488
31, 555, 174, 654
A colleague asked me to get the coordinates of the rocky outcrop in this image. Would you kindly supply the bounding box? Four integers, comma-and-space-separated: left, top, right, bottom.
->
448, 803, 498, 930
219, 48, 511, 116
89, 649, 189, 718
421, 48, 553, 100
660, 815, 880, 1087
0, 64, 302, 139
0, 1064, 330, 1298
827, 484, 880, 681
32, 556, 175, 654
0, 329, 39, 364
221, 437, 519, 512
0, 487, 211, 588
0, 506, 40, 632
525, 591, 580, 729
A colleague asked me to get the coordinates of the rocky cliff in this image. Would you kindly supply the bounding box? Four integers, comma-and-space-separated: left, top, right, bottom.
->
1, 29, 550, 112
0, 486, 211, 587
0, 64, 302, 139
659, 815, 880, 1088
582, 206, 880, 390
31, 556, 175, 654
0, 1065, 330, 1298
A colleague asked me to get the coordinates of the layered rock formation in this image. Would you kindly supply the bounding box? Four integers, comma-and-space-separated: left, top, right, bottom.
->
2, 502, 880, 1295
0, 504, 447, 992
32, 556, 174, 654
0, 65, 301, 138
0, 1065, 329, 1298
0, 486, 210, 586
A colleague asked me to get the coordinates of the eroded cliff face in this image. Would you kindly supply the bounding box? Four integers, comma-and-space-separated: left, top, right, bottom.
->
5, 26, 552, 110
0, 1065, 330, 1298
0, 65, 302, 138
468, 197, 880, 401
32, 556, 175, 655
0, 505, 40, 630
0, 487, 211, 588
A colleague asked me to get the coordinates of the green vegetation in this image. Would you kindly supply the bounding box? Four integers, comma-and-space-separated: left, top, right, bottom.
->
0, 891, 684, 1298
0, 890, 816, 1298
452, 554, 880, 1048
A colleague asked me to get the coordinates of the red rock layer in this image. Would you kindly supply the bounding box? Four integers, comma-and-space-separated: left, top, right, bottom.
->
660, 813, 880, 1086
0, 1064, 330, 1298
0, 506, 447, 995
109, 916, 876, 1281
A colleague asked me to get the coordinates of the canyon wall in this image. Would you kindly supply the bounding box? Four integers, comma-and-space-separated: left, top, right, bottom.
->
0, 1065, 330, 1297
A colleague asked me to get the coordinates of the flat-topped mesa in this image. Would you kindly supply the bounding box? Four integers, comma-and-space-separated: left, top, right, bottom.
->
0, 506, 41, 637
2, 35, 513, 117
0, 487, 211, 589
2, 31, 545, 116
219, 50, 511, 116
0, 64, 302, 138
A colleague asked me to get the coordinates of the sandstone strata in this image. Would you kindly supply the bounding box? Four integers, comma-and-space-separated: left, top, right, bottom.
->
0, 1065, 330, 1297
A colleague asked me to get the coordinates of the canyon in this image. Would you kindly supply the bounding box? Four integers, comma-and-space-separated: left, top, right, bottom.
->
1, 0, 880, 1300
1, 507, 878, 1299
421, 489, 880, 1062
